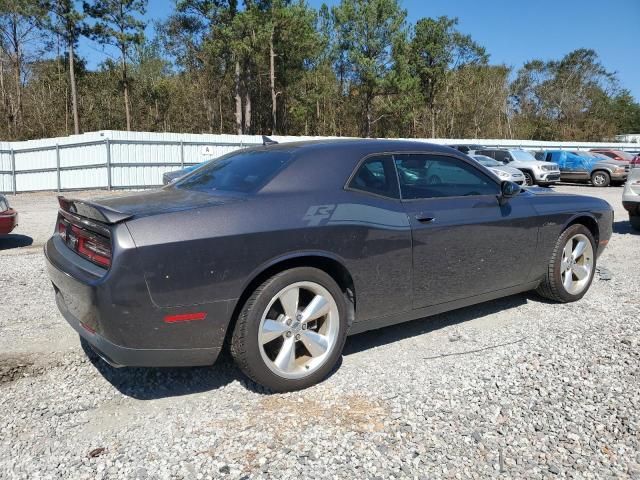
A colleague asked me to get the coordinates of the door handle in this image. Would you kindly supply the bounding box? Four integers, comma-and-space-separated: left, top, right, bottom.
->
415, 214, 436, 223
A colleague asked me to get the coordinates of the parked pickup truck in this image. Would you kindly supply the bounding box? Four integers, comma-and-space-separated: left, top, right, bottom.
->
536, 150, 629, 187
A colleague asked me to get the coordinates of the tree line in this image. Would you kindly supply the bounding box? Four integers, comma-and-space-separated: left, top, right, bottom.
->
1, 0, 639, 142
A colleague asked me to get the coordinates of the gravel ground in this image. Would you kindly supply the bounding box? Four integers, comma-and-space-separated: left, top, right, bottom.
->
0, 185, 638, 479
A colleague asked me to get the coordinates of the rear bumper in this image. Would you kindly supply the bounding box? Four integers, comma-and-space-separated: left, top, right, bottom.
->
55, 288, 220, 367
45, 235, 233, 367
0, 209, 17, 234
623, 201, 640, 215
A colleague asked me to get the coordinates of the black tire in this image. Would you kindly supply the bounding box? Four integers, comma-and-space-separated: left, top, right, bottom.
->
230, 267, 349, 392
536, 224, 596, 303
591, 170, 610, 187
630, 214, 640, 232
522, 171, 534, 186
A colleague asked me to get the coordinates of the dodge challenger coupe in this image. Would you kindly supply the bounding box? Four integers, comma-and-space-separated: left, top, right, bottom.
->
45, 140, 613, 391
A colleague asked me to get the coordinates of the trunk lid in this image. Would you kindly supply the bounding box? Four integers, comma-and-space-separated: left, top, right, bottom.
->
65, 187, 240, 223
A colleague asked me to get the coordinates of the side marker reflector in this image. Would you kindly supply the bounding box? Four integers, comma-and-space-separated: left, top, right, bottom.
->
164, 312, 207, 323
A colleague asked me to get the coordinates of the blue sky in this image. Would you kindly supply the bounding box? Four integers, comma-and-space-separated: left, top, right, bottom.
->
78, 0, 640, 100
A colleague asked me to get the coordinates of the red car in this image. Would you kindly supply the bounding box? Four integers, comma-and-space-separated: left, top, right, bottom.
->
590, 149, 636, 165
0, 194, 18, 235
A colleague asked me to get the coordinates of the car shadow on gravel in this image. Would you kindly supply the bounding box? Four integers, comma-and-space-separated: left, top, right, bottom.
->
85, 294, 532, 399
0, 234, 33, 250
612, 220, 637, 235
81, 340, 244, 400
344, 294, 529, 356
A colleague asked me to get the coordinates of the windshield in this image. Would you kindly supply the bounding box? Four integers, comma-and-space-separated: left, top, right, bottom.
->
510, 150, 538, 162
175, 149, 293, 193
473, 156, 502, 167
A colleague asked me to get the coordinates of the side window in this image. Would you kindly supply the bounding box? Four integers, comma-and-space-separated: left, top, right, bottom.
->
491, 151, 505, 162
477, 150, 493, 159
394, 154, 499, 200
348, 155, 399, 198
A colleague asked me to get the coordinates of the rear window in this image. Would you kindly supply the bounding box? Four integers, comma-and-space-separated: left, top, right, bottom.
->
175, 149, 293, 193
616, 151, 634, 161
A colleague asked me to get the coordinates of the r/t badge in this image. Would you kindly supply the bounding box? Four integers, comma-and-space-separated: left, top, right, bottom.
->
303, 204, 336, 226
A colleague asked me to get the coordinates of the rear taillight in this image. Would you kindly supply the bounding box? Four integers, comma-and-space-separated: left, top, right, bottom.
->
58, 221, 67, 240
58, 218, 111, 268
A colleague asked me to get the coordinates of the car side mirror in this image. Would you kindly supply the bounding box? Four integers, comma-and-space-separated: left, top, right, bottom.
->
499, 181, 521, 205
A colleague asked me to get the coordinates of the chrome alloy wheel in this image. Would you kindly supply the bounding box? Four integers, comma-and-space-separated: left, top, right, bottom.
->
592, 173, 607, 186
561, 233, 594, 295
258, 281, 339, 379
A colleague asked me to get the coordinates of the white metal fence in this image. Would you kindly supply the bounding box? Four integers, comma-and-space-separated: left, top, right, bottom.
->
1, 130, 639, 194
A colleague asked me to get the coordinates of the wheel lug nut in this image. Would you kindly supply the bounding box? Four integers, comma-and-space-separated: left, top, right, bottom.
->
302, 324, 307, 330
286, 331, 292, 338
286, 318, 292, 326
296, 314, 302, 321
295, 334, 301, 340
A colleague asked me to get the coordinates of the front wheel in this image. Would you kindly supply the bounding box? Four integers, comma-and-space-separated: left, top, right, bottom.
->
536, 224, 596, 303
522, 171, 534, 186
630, 214, 640, 231
230, 267, 349, 392
591, 171, 610, 187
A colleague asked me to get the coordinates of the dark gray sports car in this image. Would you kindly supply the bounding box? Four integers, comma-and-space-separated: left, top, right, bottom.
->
45, 140, 613, 391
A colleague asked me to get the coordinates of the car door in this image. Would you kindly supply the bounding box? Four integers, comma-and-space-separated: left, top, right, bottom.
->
553, 152, 571, 180
344, 154, 414, 322
394, 153, 538, 309
564, 152, 590, 180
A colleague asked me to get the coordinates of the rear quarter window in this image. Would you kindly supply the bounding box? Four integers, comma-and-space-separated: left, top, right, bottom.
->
175, 149, 293, 194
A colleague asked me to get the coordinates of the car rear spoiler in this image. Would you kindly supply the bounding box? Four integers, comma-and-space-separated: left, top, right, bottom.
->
58, 196, 132, 225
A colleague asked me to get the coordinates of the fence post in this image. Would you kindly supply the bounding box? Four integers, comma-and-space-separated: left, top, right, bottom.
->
10, 148, 16, 195
105, 138, 112, 191
56, 144, 61, 192
180, 140, 184, 168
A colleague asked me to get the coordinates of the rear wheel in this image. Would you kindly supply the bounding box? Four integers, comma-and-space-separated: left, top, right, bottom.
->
230, 267, 348, 392
536, 224, 596, 303
591, 171, 610, 187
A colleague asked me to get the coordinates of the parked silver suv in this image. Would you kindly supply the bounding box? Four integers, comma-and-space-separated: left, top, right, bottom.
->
475, 148, 561, 186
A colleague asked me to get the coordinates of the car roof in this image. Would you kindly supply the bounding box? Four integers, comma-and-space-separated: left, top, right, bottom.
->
252, 139, 469, 193
249, 138, 458, 156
